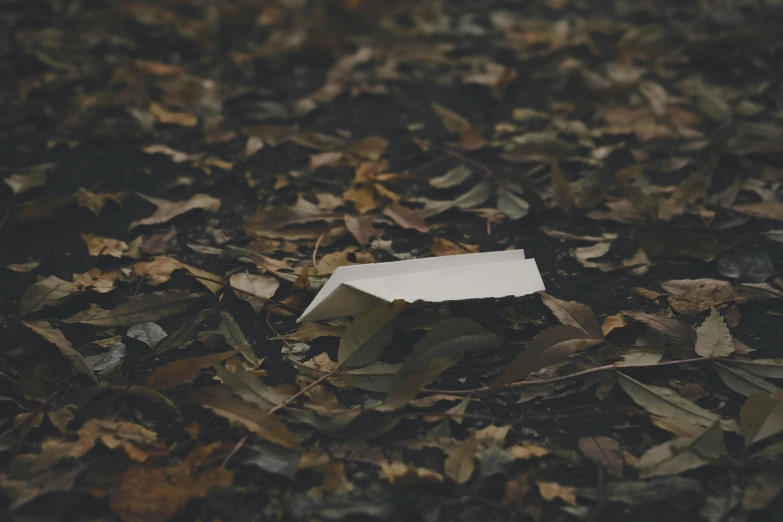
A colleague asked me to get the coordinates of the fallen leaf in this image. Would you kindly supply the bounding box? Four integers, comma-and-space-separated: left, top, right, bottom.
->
507, 443, 548, 460
64, 291, 203, 327
344, 214, 376, 244
338, 300, 409, 368
0, 467, 82, 509
219, 311, 259, 366
276, 323, 346, 343
497, 187, 529, 220
82, 233, 129, 258
23, 320, 98, 383
727, 359, 783, 379
694, 307, 734, 358
380, 462, 443, 486
538, 481, 577, 505
742, 471, 783, 511
146, 350, 237, 389
127, 322, 167, 349
429, 165, 473, 189
73, 268, 120, 294
717, 249, 775, 283
661, 278, 778, 315
383, 203, 430, 233
6, 259, 41, 273
191, 387, 302, 451
740, 391, 783, 446
230, 272, 279, 314
430, 238, 479, 256
540, 293, 604, 340
148, 101, 198, 126
379, 319, 502, 410
625, 312, 696, 344
75, 188, 123, 216
637, 422, 727, 477
550, 160, 574, 212
580, 477, 704, 506
579, 436, 623, 477
715, 363, 778, 397
601, 314, 627, 336
444, 436, 479, 484
20, 275, 79, 316
109, 445, 233, 522
130, 193, 220, 229
490, 325, 602, 392
133, 256, 223, 293
4, 167, 49, 195
616, 372, 733, 432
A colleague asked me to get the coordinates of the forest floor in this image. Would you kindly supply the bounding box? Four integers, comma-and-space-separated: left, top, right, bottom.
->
2, 0, 783, 521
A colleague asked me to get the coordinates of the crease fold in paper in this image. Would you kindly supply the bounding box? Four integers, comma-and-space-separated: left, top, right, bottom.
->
298, 250, 545, 322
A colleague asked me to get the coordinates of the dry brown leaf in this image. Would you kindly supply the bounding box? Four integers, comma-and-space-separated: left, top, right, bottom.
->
130, 193, 220, 229
73, 268, 120, 294
537, 481, 577, 505
695, 307, 734, 358
741, 391, 783, 446
148, 101, 198, 127
430, 238, 479, 256
82, 233, 129, 258
383, 202, 430, 233
109, 444, 233, 522
75, 188, 122, 216
344, 214, 376, 244
507, 443, 548, 460
229, 272, 279, 314
733, 201, 783, 221
219, 311, 259, 366
579, 436, 623, 477
540, 292, 604, 340
601, 314, 627, 336
64, 291, 203, 327
444, 436, 479, 485
661, 278, 778, 315
133, 256, 223, 293
6, 259, 41, 273
344, 184, 379, 214
380, 462, 443, 486
146, 350, 237, 389
20, 275, 79, 316
23, 320, 98, 383
637, 422, 727, 478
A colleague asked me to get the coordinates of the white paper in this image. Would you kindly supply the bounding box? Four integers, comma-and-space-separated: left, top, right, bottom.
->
298, 249, 545, 322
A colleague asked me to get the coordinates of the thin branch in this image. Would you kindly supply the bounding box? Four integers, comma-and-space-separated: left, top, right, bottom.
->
312, 232, 325, 274
222, 434, 249, 467
269, 369, 340, 414
422, 356, 715, 395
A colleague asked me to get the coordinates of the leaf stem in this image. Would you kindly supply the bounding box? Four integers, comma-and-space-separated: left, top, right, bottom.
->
422, 356, 715, 395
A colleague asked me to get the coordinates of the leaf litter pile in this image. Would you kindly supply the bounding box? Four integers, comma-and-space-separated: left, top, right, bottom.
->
2, 0, 783, 520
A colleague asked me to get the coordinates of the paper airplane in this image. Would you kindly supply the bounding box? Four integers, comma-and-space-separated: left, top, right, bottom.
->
298, 249, 545, 322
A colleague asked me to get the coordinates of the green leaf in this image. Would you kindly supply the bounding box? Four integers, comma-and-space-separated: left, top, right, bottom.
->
338, 300, 409, 368
489, 325, 601, 392
741, 392, 783, 446
219, 311, 259, 366
378, 318, 501, 410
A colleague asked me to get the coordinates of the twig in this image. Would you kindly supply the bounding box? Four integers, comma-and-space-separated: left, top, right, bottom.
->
400, 411, 503, 423
312, 232, 325, 274
265, 311, 292, 348
437, 147, 497, 181
268, 369, 340, 414
422, 356, 715, 395
222, 434, 249, 468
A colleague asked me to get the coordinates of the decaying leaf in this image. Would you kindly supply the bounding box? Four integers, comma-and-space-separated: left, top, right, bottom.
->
540, 293, 604, 340
146, 350, 237, 389
338, 300, 409, 368
20, 275, 79, 316
127, 322, 167, 349
694, 307, 734, 358
81, 233, 130, 257
75, 188, 123, 216
219, 311, 259, 366
383, 203, 430, 233
490, 325, 602, 392
130, 193, 221, 229
616, 372, 735, 432
23, 320, 98, 383
740, 392, 783, 446
229, 272, 279, 314
444, 436, 479, 485
64, 291, 203, 327
578, 436, 623, 478
637, 422, 727, 477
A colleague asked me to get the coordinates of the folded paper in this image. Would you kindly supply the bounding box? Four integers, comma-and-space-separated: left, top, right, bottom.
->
298, 250, 544, 322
